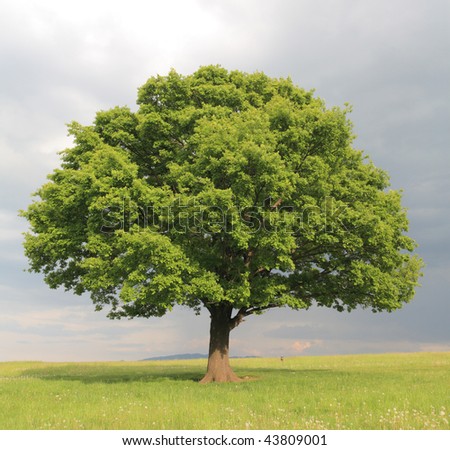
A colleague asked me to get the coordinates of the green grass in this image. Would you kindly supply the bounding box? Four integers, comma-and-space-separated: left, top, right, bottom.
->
0, 352, 448, 430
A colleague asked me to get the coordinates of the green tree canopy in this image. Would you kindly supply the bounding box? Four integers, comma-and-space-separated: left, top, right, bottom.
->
22, 66, 422, 382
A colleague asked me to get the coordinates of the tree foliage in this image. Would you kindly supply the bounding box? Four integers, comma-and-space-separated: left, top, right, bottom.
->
22, 66, 422, 378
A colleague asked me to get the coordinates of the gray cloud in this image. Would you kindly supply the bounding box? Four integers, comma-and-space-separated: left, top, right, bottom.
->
264, 309, 450, 344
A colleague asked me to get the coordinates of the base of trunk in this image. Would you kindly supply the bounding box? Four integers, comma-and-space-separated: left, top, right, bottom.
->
199, 367, 242, 384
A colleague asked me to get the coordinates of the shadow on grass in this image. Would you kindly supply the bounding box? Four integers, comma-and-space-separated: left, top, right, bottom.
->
19, 363, 333, 385
21, 364, 206, 384
20, 361, 337, 384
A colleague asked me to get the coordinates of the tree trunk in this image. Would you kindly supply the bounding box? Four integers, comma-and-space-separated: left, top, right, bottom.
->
199, 304, 242, 383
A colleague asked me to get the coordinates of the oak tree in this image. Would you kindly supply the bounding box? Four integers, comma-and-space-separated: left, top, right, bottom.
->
22, 66, 422, 382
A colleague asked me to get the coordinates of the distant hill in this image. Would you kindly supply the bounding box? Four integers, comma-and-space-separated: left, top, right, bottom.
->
142, 353, 207, 361
142, 353, 259, 361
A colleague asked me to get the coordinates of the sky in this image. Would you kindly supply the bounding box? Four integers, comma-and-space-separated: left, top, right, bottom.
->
0, 0, 449, 361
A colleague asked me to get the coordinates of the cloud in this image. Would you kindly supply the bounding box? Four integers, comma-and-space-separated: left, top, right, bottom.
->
0, 275, 211, 361
265, 301, 450, 345
419, 344, 450, 353
291, 340, 314, 353
0, 210, 24, 247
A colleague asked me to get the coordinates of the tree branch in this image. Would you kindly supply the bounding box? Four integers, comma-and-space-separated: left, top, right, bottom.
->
256, 266, 271, 274
271, 198, 282, 209
229, 303, 279, 330
243, 249, 254, 268
229, 307, 249, 330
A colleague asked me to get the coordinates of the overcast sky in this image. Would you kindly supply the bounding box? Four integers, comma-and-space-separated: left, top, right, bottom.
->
1, 0, 449, 361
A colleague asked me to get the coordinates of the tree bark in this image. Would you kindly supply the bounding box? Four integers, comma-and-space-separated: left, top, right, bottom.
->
199, 304, 242, 383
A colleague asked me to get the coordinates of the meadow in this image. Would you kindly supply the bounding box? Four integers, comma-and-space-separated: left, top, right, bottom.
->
0, 352, 448, 430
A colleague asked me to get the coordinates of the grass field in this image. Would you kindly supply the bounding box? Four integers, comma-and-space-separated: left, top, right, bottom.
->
0, 352, 448, 430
